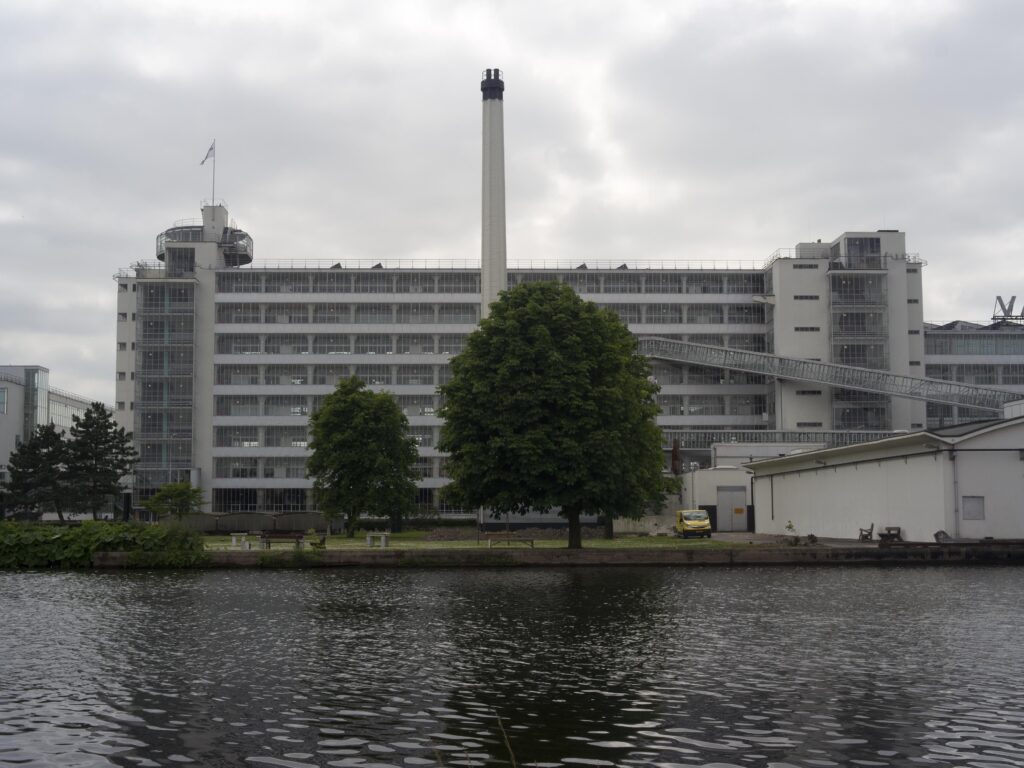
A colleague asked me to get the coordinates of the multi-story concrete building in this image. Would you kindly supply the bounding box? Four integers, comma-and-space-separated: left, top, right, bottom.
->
0, 365, 94, 487
112, 205, 949, 514
110, 69, 1021, 516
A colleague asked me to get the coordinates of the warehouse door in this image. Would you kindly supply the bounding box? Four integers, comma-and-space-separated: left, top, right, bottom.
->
716, 486, 748, 532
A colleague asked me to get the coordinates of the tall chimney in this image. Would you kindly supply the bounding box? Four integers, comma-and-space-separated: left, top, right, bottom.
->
480, 67, 506, 319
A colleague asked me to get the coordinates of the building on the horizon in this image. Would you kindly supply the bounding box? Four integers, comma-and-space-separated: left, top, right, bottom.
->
110, 68, 1024, 516
112, 204, 1020, 515
0, 365, 94, 487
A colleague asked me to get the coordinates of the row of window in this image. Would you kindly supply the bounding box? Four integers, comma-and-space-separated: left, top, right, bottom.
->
603, 303, 766, 325
216, 272, 481, 294
214, 425, 436, 449
213, 271, 768, 295
925, 333, 1024, 356
925, 364, 1024, 386
215, 390, 448, 417
216, 334, 466, 357
215, 303, 481, 325
649, 363, 767, 386
656, 394, 768, 417
216, 364, 452, 387
214, 456, 446, 480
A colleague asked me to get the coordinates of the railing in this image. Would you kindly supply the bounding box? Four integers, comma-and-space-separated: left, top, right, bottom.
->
763, 249, 926, 270
662, 429, 895, 450
638, 337, 1018, 411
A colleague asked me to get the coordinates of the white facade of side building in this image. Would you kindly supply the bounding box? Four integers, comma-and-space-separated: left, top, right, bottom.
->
748, 415, 1024, 542
0, 365, 94, 486
113, 204, 1010, 515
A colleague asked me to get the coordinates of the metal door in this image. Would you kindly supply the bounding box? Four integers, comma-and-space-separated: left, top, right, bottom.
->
716, 486, 748, 532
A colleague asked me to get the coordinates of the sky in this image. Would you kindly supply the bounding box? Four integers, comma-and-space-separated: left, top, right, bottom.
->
2, 0, 1024, 404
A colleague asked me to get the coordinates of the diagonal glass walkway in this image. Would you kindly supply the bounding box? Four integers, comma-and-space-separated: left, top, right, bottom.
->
638, 337, 1018, 412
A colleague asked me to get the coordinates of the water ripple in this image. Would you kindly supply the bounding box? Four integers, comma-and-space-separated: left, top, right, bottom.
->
2, 567, 1024, 767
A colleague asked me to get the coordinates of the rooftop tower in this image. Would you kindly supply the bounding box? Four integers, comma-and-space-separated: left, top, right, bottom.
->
480, 68, 507, 318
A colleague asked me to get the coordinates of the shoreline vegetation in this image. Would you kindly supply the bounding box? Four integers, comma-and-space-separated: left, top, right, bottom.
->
3, 521, 1024, 569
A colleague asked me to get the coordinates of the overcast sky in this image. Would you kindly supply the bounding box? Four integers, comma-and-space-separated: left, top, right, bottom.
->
2, 0, 1023, 403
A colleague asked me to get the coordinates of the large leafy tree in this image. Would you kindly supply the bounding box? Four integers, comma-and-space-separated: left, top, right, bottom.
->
307, 376, 419, 536
439, 281, 667, 548
67, 403, 138, 520
3, 423, 73, 521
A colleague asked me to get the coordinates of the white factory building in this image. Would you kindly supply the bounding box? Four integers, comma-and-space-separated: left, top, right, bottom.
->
110, 68, 1024, 518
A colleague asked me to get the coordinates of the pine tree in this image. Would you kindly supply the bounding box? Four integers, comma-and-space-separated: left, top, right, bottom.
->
4, 423, 73, 521
67, 403, 138, 520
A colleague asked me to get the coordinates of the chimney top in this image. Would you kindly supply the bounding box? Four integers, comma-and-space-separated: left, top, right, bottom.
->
481, 68, 504, 101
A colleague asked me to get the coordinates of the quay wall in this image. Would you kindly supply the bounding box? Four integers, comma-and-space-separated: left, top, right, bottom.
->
91, 543, 1024, 569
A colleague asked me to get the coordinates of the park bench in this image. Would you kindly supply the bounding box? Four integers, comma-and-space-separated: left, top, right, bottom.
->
858, 523, 874, 542
258, 531, 304, 550
485, 532, 534, 549
878, 526, 903, 544
366, 531, 390, 548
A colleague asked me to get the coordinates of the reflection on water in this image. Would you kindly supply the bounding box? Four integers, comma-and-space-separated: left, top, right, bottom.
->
1, 566, 1023, 767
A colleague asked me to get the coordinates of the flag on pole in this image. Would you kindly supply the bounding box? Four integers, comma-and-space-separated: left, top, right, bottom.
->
200, 141, 215, 165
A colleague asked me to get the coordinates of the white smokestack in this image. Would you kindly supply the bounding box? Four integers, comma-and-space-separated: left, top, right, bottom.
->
481, 67, 506, 319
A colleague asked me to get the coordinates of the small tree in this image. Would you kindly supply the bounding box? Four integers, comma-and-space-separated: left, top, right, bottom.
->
307, 376, 418, 536
142, 482, 205, 521
67, 403, 138, 520
439, 282, 667, 548
3, 423, 73, 521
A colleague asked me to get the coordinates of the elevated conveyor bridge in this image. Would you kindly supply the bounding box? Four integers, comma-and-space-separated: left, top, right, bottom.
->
638, 337, 1019, 412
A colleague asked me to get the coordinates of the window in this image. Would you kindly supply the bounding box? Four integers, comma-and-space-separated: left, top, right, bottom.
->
116, 401, 125, 410
117, 312, 128, 321
962, 496, 985, 521
908, 298, 920, 304
909, 361, 921, 366
907, 268, 919, 274
1, 387, 8, 414
792, 263, 819, 270
908, 330, 920, 335
794, 327, 820, 332
796, 390, 822, 396
793, 295, 819, 301
117, 342, 127, 351
118, 283, 129, 292
796, 422, 823, 428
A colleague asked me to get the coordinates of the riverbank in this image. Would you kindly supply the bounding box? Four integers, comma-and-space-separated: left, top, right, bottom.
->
92, 540, 1024, 568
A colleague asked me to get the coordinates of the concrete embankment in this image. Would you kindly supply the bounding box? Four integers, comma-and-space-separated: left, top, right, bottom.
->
91, 542, 1024, 568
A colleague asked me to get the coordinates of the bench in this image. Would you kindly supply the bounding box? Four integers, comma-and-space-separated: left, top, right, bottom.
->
258, 532, 304, 550
366, 532, 390, 548
485, 533, 534, 549
878, 526, 903, 544
858, 523, 874, 542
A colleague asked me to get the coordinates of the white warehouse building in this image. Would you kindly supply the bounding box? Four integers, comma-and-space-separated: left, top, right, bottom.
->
747, 413, 1024, 542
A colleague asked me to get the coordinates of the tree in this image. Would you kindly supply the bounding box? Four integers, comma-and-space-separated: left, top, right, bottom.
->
438, 281, 667, 548
3, 423, 73, 521
307, 376, 419, 536
142, 482, 205, 521
67, 403, 138, 520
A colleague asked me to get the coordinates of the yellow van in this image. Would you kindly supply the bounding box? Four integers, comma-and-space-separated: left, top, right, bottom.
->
675, 509, 712, 539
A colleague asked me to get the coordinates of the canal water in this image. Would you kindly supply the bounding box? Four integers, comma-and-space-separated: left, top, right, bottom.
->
1, 566, 1022, 768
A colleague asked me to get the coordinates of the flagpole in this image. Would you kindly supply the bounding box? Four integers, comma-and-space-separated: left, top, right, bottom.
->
212, 140, 216, 204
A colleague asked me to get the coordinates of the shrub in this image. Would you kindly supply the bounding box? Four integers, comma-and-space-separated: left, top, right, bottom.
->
0, 521, 207, 569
